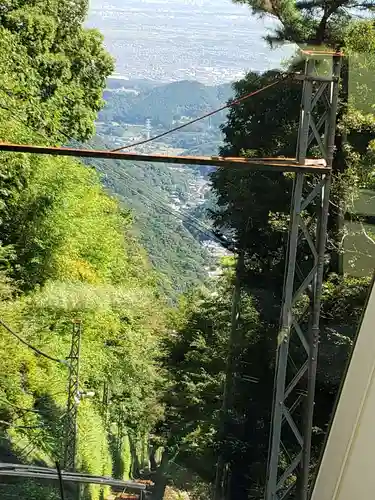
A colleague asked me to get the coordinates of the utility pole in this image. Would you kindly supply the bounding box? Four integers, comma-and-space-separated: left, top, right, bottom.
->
102, 381, 110, 425
101, 381, 110, 477
146, 118, 151, 140
63, 319, 82, 472
214, 249, 244, 500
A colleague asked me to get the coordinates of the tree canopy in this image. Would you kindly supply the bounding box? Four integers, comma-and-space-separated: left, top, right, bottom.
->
1, 1, 375, 500
0, 3, 168, 500
0, 0, 113, 143
201, 4, 375, 499
233, 0, 375, 47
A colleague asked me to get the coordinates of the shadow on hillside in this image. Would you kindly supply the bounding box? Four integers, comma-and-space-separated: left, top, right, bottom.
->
0, 392, 76, 500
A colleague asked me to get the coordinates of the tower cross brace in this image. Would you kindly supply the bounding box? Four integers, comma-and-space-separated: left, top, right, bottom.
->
63, 319, 82, 472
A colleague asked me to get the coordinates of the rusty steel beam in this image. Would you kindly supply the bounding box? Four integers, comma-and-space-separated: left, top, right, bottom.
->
0, 142, 329, 173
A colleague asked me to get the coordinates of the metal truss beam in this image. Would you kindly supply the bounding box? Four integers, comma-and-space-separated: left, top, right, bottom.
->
265, 54, 342, 500
63, 319, 82, 471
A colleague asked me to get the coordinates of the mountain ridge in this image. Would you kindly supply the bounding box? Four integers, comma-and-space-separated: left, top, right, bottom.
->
100, 78, 234, 127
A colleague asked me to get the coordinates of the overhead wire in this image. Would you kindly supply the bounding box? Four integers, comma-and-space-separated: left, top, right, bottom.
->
0, 57, 267, 485
0, 69, 279, 253
0, 419, 43, 430
14, 408, 67, 461
0, 395, 67, 417
0, 70, 292, 173
0, 101, 53, 146
89, 134, 236, 248
122, 179, 216, 240
0, 85, 237, 282
102, 162, 231, 247
0, 318, 68, 366
110, 73, 291, 152
86, 144, 223, 244
0, 72, 290, 177
83, 137, 221, 239
0, 396, 43, 414
0, 86, 72, 145
118, 167, 210, 230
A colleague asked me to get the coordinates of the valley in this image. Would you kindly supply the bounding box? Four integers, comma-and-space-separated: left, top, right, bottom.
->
85, 77, 236, 294
84, 0, 295, 294
0, 2, 374, 500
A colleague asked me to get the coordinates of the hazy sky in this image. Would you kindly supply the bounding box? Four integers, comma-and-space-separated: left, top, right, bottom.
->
88, 0, 296, 83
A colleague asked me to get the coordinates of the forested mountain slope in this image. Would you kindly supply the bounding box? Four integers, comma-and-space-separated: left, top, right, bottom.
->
2, 2, 375, 500
100, 79, 233, 127
84, 78, 232, 296
82, 135, 214, 297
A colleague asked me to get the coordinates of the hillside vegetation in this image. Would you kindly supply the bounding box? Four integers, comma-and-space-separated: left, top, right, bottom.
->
84, 78, 232, 296
1, 2, 375, 500
82, 135, 214, 297
0, 2, 167, 500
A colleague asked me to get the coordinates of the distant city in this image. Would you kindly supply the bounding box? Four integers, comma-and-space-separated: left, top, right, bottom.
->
88, 0, 296, 85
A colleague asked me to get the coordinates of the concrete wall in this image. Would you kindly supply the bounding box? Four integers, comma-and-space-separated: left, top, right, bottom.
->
311, 276, 375, 500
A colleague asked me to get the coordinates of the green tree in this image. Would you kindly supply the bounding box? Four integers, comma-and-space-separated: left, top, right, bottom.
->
160, 263, 263, 496
0, 3, 169, 500
232, 0, 373, 46
208, 5, 375, 499
0, 154, 167, 499
85, 135, 213, 298
230, 1, 375, 270
161, 267, 370, 498
0, 0, 113, 143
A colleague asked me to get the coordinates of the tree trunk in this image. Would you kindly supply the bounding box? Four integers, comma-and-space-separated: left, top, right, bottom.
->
149, 446, 157, 471
214, 250, 244, 500
151, 450, 169, 500
329, 132, 345, 275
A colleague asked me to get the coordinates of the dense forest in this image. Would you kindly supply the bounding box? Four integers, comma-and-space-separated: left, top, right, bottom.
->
0, 1, 375, 500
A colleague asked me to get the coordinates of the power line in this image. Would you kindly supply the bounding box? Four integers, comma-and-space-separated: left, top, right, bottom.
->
0, 101, 53, 146
0, 395, 66, 416
111, 74, 291, 152
89, 144, 225, 242
0, 86, 71, 144
0, 74, 283, 249
0, 318, 68, 366
0, 396, 42, 414
0, 73, 290, 160
0, 419, 43, 430
81, 141, 233, 247
116, 166, 209, 229
107, 163, 232, 247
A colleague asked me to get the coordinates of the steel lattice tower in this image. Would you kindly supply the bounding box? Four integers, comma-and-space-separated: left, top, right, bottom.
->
0, 47, 342, 500
63, 319, 82, 472
265, 53, 342, 500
